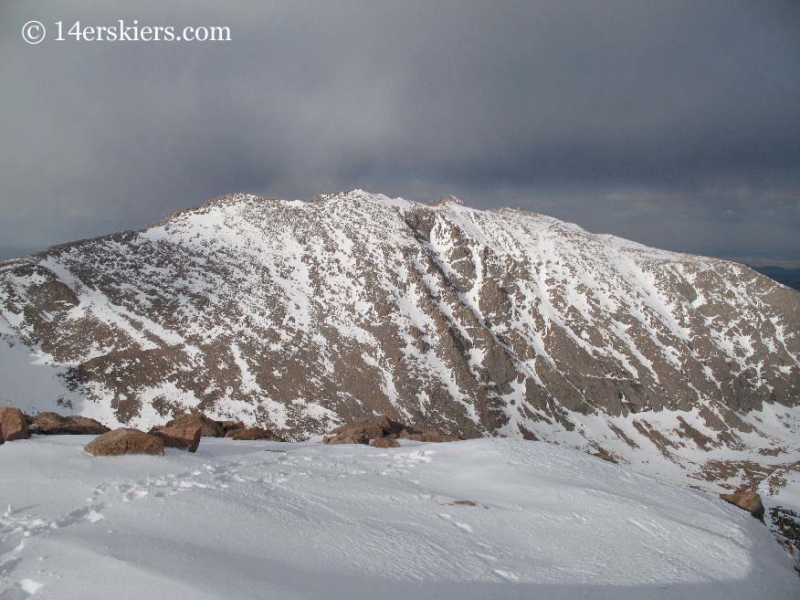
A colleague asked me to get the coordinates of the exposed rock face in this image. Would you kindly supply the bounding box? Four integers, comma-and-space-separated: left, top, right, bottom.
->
28, 412, 109, 435
151, 424, 202, 452
0, 190, 798, 489
84, 428, 164, 456
0, 407, 29, 443
721, 488, 766, 521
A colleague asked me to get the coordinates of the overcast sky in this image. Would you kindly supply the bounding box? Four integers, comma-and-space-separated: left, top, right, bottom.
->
2, 1, 799, 264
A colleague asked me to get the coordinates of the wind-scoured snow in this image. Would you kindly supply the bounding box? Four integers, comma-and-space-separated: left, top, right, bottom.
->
1, 437, 797, 600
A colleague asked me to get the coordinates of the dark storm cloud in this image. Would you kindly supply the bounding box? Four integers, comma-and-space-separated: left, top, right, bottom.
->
1, 0, 799, 261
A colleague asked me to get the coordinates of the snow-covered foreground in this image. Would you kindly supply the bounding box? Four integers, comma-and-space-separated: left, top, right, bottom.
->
1, 437, 796, 599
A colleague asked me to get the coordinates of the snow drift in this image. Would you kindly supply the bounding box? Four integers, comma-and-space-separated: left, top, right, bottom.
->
1, 437, 797, 599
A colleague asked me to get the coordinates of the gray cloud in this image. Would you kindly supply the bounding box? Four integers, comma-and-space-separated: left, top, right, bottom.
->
1, 0, 799, 261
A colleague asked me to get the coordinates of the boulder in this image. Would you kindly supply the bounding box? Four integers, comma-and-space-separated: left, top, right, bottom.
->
324, 415, 405, 445
372, 437, 399, 449
229, 427, 284, 441
163, 413, 223, 437
0, 407, 30, 443
151, 424, 202, 452
720, 488, 765, 521
28, 412, 109, 435
84, 428, 164, 456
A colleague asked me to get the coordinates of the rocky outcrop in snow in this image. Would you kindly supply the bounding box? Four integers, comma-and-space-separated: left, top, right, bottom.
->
323, 415, 461, 445
721, 488, 766, 521
151, 423, 202, 453
28, 412, 109, 436
0, 407, 29, 443
84, 428, 164, 456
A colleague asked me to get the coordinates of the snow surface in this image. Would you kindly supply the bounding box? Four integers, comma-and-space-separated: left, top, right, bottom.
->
1, 437, 797, 599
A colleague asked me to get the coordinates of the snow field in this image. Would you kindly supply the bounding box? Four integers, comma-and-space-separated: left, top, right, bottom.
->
1, 437, 797, 599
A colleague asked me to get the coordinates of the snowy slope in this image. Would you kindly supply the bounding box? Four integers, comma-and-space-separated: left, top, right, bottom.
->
1, 437, 797, 599
0, 190, 799, 494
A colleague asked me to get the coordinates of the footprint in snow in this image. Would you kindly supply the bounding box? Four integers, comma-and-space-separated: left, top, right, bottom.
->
56, 506, 105, 528
122, 489, 148, 502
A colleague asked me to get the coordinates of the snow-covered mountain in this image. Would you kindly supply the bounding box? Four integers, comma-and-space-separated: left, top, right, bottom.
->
1, 190, 799, 490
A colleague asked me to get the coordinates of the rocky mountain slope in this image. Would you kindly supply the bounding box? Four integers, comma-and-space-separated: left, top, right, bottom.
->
1, 190, 799, 490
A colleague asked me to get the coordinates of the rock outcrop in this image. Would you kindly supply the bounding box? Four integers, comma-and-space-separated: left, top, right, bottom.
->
720, 488, 766, 521
0, 407, 29, 443
84, 428, 164, 456
226, 427, 284, 441
28, 412, 109, 435
162, 413, 224, 438
323, 415, 461, 445
151, 424, 202, 452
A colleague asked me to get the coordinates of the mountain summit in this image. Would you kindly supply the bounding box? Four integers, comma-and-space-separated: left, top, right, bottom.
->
1, 190, 798, 488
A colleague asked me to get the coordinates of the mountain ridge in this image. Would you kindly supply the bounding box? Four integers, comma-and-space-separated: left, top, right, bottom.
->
1, 190, 798, 491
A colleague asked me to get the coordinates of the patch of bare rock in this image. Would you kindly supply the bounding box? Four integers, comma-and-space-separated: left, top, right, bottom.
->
84, 428, 164, 456
769, 507, 800, 568
323, 415, 462, 447
589, 446, 619, 463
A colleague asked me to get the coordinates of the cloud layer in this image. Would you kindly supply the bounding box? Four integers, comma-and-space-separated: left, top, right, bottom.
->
2, 1, 799, 261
